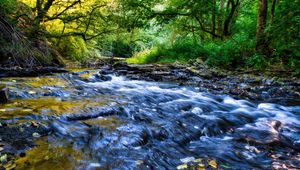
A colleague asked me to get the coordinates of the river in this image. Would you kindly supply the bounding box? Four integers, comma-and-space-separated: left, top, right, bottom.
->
0, 69, 299, 169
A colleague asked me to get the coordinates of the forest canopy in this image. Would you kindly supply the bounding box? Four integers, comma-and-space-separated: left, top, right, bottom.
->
0, 0, 299, 73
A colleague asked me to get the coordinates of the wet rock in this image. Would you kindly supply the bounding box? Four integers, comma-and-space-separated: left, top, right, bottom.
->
0, 120, 50, 155
72, 70, 90, 75
0, 85, 8, 103
113, 62, 131, 70
234, 120, 282, 145
94, 74, 112, 81
0, 67, 68, 78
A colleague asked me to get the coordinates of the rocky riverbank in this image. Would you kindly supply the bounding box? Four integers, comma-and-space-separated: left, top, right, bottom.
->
0, 67, 68, 78
98, 62, 300, 106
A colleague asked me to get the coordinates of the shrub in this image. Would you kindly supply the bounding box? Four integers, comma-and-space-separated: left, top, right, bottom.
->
56, 37, 90, 62
127, 37, 208, 64
205, 33, 256, 68
245, 54, 268, 70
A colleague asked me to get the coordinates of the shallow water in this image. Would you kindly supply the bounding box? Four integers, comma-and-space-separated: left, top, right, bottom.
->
1, 71, 300, 169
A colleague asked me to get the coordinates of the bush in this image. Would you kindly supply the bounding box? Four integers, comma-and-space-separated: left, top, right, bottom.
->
56, 37, 92, 62
0, 0, 17, 16
127, 37, 208, 64
204, 33, 256, 68
245, 54, 268, 70
127, 47, 161, 64
112, 40, 135, 58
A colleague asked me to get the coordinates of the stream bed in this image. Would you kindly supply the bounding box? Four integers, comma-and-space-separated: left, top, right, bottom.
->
0, 69, 299, 170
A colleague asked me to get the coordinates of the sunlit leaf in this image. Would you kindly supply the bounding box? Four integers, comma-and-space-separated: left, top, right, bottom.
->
208, 159, 217, 169
177, 163, 188, 169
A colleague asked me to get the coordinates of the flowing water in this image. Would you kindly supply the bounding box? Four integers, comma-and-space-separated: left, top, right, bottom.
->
0, 70, 299, 169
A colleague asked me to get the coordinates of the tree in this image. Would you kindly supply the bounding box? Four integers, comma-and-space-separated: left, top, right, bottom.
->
255, 0, 268, 52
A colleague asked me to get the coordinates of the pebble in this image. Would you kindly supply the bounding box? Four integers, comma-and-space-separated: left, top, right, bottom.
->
32, 132, 41, 138
180, 157, 195, 163
191, 107, 203, 114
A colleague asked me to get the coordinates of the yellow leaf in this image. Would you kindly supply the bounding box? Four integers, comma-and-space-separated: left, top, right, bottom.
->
135, 160, 143, 165
193, 158, 202, 163
5, 163, 16, 170
198, 163, 205, 167
31, 121, 39, 127
196, 166, 205, 170
208, 160, 217, 169
177, 163, 188, 169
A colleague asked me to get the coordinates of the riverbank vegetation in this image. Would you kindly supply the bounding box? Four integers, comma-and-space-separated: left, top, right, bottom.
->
0, 0, 299, 74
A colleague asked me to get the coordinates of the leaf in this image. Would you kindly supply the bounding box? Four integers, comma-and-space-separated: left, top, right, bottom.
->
197, 163, 205, 170
135, 160, 143, 165
177, 163, 188, 169
198, 163, 205, 167
0, 154, 7, 162
32, 132, 41, 138
31, 121, 39, 127
193, 158, 202, 163
22, 109, 32, 112
5, 163, 16, 170
196, 166, 205, 170
208, 160, 217, 169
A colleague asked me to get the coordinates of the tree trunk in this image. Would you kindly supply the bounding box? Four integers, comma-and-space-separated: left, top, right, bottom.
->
269, 0, 276, 27
217, 0, 225, 37
256, 0, 268, 52
223, 0, 239, 37
212, 0, 216, 39
33, 0, 55, 30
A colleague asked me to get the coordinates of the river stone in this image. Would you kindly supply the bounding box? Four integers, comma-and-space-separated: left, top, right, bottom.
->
0, 85, 8, 103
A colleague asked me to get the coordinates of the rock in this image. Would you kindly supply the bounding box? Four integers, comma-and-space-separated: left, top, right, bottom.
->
72, 70, 90, 75
94, 74, 112, 81
0, 67, 68, 78
0, 85, 8, 103
191, 107, 203, 114
32, 132, 41, 138
234, 120, 282, 145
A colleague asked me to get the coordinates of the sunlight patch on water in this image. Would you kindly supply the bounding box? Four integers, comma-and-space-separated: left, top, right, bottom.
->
14, 138, 86, 170
1, 77, 67, 88
0, 97, 112, 118
82, 116, 126, 131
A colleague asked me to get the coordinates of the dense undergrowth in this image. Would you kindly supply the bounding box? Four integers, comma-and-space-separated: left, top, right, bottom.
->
126, 36, 299, 75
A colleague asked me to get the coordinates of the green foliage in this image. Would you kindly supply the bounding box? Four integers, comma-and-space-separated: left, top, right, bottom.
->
57, 37, 90, 62
0, 0, 17, 16
205, 33, 256, 68
245, 54, 268, 70
127, 47, 161, 64
267, 0, 300, 73
127, 37, 208, 64
111, 39, 136, 58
